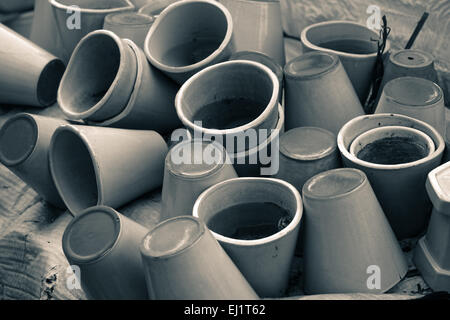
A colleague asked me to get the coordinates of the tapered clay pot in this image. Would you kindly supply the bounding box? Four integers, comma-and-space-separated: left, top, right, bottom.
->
144, 0, 234, 84
302, 168, 408, 294
161, 140, 237, 221
375, 77, 445, 137
414, 161, 450, 292
49, 124, 168, 215
337, 113, 445, 239
300, 20, 390, 103
140, 216, 259, 299
138, 0, 179, 17
219, 0, 285, 66
229, 51, 284, 103
62, 206, 149, 300
175, 60, 279, 153
103, 12, 154, 48
0, 113, 67, 208
57, 30, 138, 122
0, 0, 34, 13
193, 177, 303, 298
284, 51, 364, 135
50, 0, 135, 63
0, 24, 65, 107
30, 0, 63, 58
86, 39, 180, 134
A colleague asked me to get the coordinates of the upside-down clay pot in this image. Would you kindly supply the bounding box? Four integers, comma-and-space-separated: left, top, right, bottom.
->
337, 113, 445, 239
144, 0, 234, 84
414, 161, 450, 292
300, 20, 390, 103
0, 24, 65, 107
0, 113, 67, 208
57, 30, 138, 122
50, 0, 135, 63
193, 177, 303, 298
103, 12, 154, 48
175, 60, 280, 153
302, 168, 408, 293
62, 206, 149, 300
161, 140, 238, 221
219, 0, 285, 66
284, 51, 364, 135
375, 77, 445, 137
86, 39, 181, 134
49, 124, 168, 215
140, 216, 259, 300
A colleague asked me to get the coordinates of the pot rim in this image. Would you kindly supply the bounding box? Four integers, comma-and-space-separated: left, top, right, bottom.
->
175, 60, 280, 136
57, 30, 136, 120
337, 113, 445, 170
143, 0, 233, 74
193, 177, 303, 246
49, 124, 105, 215
300, 20, 390, 60
50, 0, 135, 14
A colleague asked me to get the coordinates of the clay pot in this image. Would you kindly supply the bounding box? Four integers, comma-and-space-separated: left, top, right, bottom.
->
129, 0, 154, 9
337, 113, 445, 239
50, 0, 135, 63
140, 216, 259, 299
161, 140, 238, 221
103, 12, 154, 48
57, 30, 137, 122
0, 24, 65, 107
49, 124, 168, 215
284, 51, 364, 135
62, 206, 149, 300
138, 0, 179, 17
219, 0, 285, 66
302, 168, 408, 293
0, 0, 34, 13
144, 0, 234, 84
175, 60, 280, 153
193, 177, 303, 298
300, 20, 390, 103
3, 10, 33, 38
86, 39, 180, 133
0, 113, 67, 208
375, 77, 445, 137
414, 161, 450, 292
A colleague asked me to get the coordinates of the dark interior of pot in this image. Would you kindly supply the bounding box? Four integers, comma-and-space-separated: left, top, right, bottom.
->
37, 59, 65, 107
50, 130, 98, 213
59, 34, 120, 114
55, 0, 131, 10
180, 63, 274, 130
148, 2, 228, 67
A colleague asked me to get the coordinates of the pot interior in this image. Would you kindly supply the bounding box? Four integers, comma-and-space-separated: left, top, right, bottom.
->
147, 2, 229, 67
51, 130, 98, 213
196, 179, 298, 241
37, 59, 65, 106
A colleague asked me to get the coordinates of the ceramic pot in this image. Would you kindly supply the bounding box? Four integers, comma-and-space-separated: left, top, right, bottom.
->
284, 51, 364, 135
3, 10, 33, 38
0, 0, 34, 13
30, 0, 63, 58
85, 39, 180, 134
144, 0, 234, 84
375, 77, 445, 137
49, 124, 168, 215
414, 161, 450, 292
300, 20, 390, 103
302, 168, 408, 293
103, 12, 154, 48
229, 50, 284, 104
0, 113, 67, 208
0, 24, 65, 107
193, 177, 303, 298
140, 216, 259, 299
138, 0, 179, 17
219, 0, 285, 66
62, 206, 149, 300
161, 140, 238, 221
57, 30, 138, 122
50, 0, 135, 63
175, 60, 280, 153
230, 103, 284, 177
337, 113, 445, 239
129, 0, 154, 9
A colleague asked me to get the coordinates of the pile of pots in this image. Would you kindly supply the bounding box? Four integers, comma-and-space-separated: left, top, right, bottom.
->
0, 0, 449, 299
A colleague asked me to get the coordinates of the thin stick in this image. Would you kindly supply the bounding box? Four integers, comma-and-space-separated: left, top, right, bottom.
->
405, 12, 429, 49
